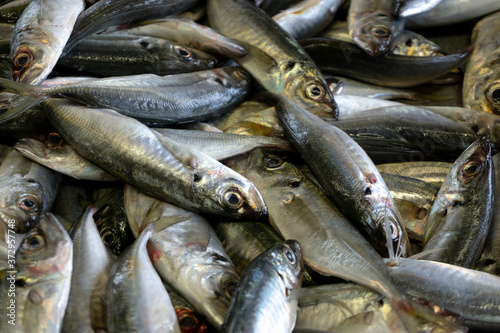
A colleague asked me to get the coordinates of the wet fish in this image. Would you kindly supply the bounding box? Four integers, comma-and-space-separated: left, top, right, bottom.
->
10, 0, 85, 84
14, 133, 118, 182
421, 139, 494, 268
222, 240, 303, 333
208, 0, 338, 119
401, 0, 500, 28
111, 17, 247, 58
326, 75, 417, 100
300, 38, 471, 87
347, 0, 403, 56
273, 0, 344, 40
0, 149, 61, 233
376, 161, 451, 187
0, 67, 252, 124
0, 213, 72, 333
107, 223, 180, 333
63, 0, 199, 53
268, 94, 410, 256
62, 206, 112, 333
125, 185, 240, 329
463, 11, 500, 115
386, 258, 500, 330
57, 35, 217, 77
41, 98, 267, 220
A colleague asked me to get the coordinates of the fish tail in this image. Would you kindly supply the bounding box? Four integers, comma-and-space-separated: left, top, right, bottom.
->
0, 78, 48, 123
390, 296, 467, 333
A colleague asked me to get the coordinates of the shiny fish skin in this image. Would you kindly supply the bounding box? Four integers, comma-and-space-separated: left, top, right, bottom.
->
326, 75, 417, 100
41, 98, 267, 220
124, 186, 240, 330
0, 213, 72, 333
57, 35, 217, 77
386, 258, 500, 330
421, 139, 494, 268
107, 224, 180, 333
273, 0, 344, 40
0, 67, 252, 124
376, 161, 451, 187
222, 240, 303, 333
463, 11, 500, 116
62, 206, 112, 333
347, 0, 402, 56
270, 94, 410, 257
0, 149, 61, 233
207, 0, 338, 119
10, 0, 84, 84
64, 0, 199, 53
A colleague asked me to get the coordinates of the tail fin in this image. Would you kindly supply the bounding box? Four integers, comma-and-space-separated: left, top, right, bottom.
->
0, 78, 47, 123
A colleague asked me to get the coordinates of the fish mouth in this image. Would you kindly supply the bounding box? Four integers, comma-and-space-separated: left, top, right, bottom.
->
14, 138, 43, 159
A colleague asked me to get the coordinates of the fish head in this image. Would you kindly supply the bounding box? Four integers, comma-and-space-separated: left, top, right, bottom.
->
11, 37, 54, 85
93, 202, 133, 256
15, 213, 72, 286
220, 67, 253, 87
194, 165, 268, 220
350, 13, 395, 56
360, 177, 410, 257
452, 138, 492, 188
164, 41, 218, 69
175, 307, 208, 333
465, 57, 500, 115
484, 81, 500, 115
283, 68, 338, 119
264, 240, 303, 290
0, 175, 45, 233
14, 133, 68, 163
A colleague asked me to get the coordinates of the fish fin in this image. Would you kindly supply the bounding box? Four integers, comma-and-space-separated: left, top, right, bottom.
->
0, 78, 47, 123
152, 129, 206, 169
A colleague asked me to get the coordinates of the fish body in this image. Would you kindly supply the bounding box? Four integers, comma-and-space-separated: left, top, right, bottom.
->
10, 0, 84, 84
207, 0, 338, 119
0, 213, 72, 333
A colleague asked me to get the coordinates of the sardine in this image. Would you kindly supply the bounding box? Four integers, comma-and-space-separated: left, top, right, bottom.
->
420, 139, 494, 268
62, 206, 112, 333
0, 213, 72, 333
377, 161, 451, 187
107, 223, 180, 333
41, 98, 267, 220
222, 240, 303, 333
207, 0, 338, 118
10, 0, 85, 84
0, 149, 61, 233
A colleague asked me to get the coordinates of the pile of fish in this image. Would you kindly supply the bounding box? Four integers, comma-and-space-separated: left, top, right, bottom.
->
0, 0, 499, 332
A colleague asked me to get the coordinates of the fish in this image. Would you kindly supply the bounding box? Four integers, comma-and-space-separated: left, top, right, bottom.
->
107, 223, 180, 333
41, 98, 268, 220
57, 35, 217, 77
0, 149, 61, 233
110, 17, 247, 58
10, 0, 85, 84
0, 213, 72, 333
273, 0, 344, 40
62, 206, 112, 333
386, 258, 500, 330
207, 0, 338, 119
268, 94, 410, 257
376, 161, 451, 187
420, 139, 494, 268
347, 0, 403, 56
14, 133, 119, 182
0, 67, 252, 124
463, 11, 500, 115
325, 75, 417, 100
0, 0, 29, 25
125, 185, 240, 329
300, 38, 471, 87
221, 240, 303, 333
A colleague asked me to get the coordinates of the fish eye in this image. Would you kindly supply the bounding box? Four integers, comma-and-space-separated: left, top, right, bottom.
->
13, 49, 34, 70
284, 248, 296, 264
176, 308, 200, 331
174, 46, 192, 60
490, 88, 500, 103
222, 188, 244, 209
223, 278, 237, 298
389, 223, 398, 239
233, 68, 250, 81
17, 195, 40, 213
21, 233, 45, 253
264, 156, 284, 169
371, 27, 390, 37
460, 160, 482, 178
305, 82, 325, 101
101, 229, 117, 246
45, 133, 64, 147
